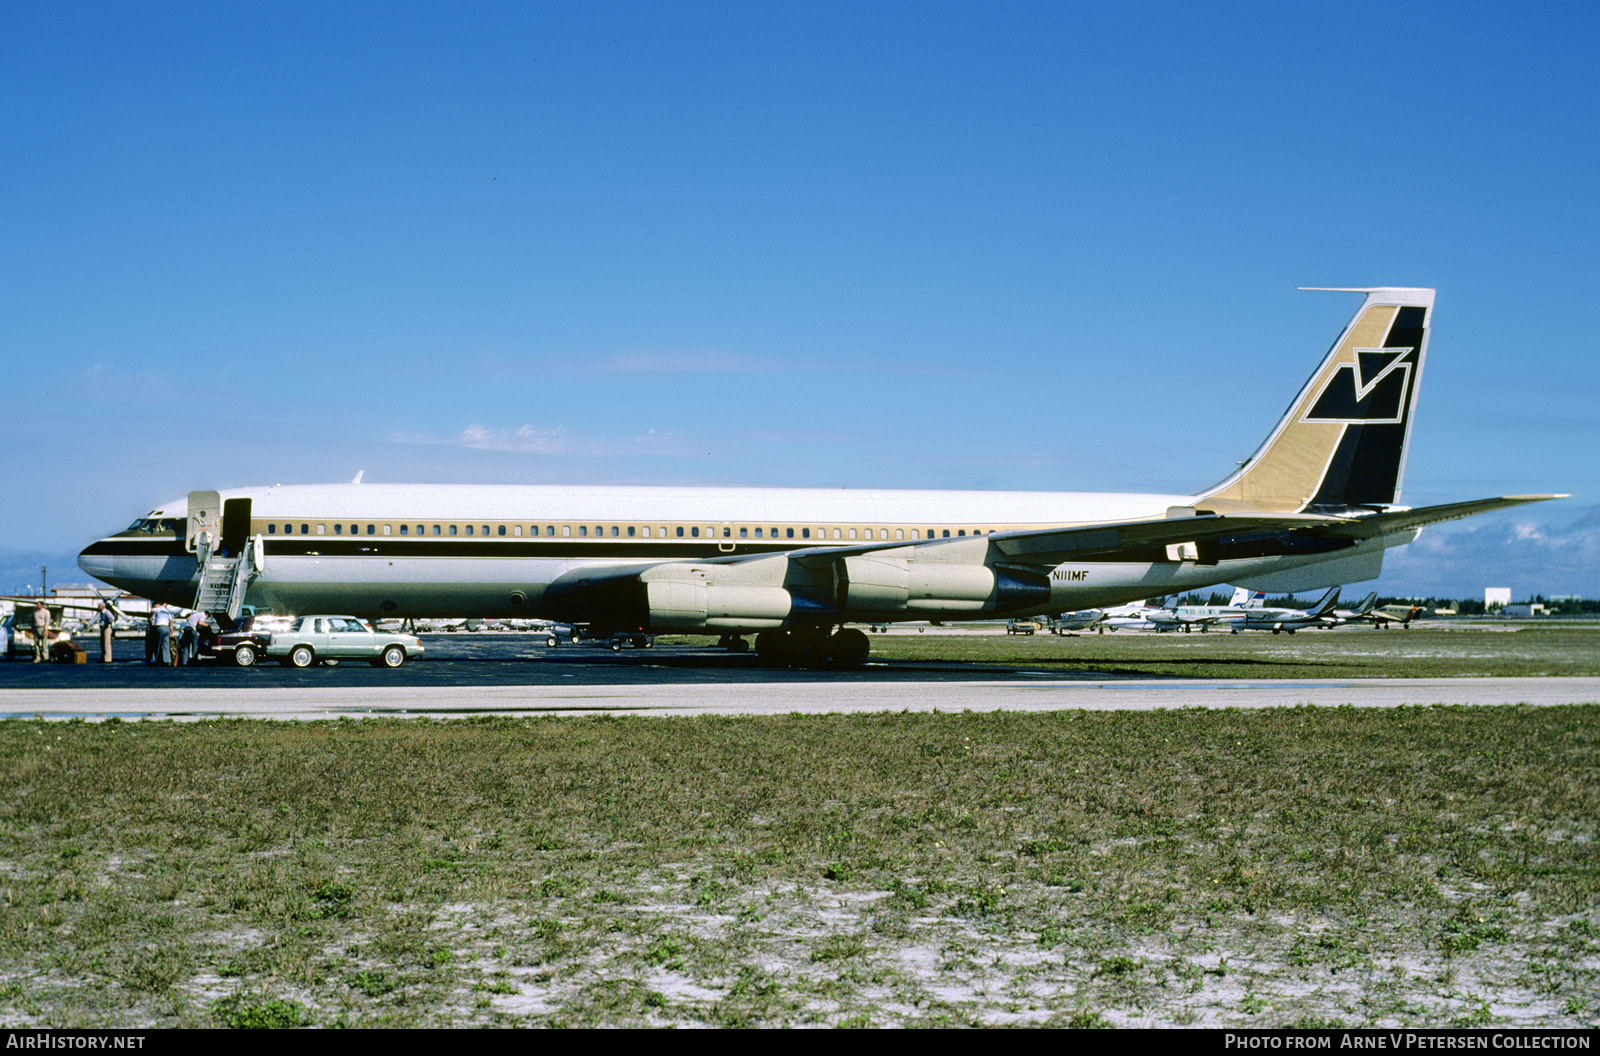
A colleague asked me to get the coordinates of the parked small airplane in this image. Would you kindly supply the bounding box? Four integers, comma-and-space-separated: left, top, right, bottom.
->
1101, 599, 1174, 632
0, 590, 142, 659
1050, 608, 1113, 632
1328, 591, 1380, 627
1228, 587, 1342, 634
1147, 587, 1268, 632
1339, 597, 1425, 629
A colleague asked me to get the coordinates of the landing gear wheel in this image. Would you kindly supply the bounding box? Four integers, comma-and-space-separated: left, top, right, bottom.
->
827, 628, 870, 668
755, 630, 781, 661
757, 628, 831, 667
756, 630, 797, 666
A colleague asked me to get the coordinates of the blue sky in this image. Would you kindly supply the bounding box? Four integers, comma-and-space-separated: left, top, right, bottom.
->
2, 1, 1595, 601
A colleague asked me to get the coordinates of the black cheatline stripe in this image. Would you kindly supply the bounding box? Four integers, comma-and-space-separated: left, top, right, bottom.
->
81, 536, 1170, 565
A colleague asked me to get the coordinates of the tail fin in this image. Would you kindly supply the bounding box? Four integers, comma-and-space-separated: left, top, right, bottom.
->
1309, 587, 1341, 617
1353, 592, 1378, 616
1200, 288, 1432, 513
1227, 586, 1265, 608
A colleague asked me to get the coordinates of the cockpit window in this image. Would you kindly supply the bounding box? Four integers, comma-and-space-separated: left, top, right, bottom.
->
123, 517, 184, 535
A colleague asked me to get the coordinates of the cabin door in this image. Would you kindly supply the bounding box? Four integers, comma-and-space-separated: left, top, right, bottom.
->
222, 499, 253, 556
186, 491, 222, 553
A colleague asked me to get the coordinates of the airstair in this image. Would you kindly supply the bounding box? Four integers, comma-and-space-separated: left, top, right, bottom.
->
191, 534, 264, 620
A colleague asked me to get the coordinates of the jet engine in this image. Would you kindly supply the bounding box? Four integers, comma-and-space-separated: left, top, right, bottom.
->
543, 552, 1052, 634
834, 556, 1050, 615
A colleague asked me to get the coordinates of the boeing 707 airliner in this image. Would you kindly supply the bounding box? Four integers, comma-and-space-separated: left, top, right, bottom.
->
78, 287, 1562, 666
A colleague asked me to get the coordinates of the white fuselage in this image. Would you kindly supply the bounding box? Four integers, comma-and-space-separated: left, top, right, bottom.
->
78, 482, 1411, 627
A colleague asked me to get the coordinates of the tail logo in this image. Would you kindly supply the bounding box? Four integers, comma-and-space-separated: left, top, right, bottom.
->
1302, 347, 1415, 424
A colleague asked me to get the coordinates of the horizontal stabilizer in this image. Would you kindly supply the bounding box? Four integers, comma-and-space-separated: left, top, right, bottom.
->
1316, 494, 1567, 540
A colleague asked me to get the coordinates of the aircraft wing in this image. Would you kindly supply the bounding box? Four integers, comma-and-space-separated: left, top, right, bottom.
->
985, 511, 1356, 566
0, 595, 114, 613
765, 509, 1359, 571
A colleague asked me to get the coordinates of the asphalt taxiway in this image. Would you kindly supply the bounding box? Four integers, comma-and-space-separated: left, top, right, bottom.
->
2, 635, 1595, 720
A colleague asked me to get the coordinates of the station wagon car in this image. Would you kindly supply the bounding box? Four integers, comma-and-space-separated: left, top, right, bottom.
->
266, 616, 425, 668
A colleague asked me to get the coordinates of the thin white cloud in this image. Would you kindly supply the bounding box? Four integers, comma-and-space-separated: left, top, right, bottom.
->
392, 424, 693, 457
80, 362, 183, 403
603, 348, 777, 374
1382, 505, 1600, 598
473, 345, 974, 379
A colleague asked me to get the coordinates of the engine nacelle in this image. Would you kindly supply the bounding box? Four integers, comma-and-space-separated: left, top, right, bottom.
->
645, 580, 796, 632
837, 557, 910, 611
836, 556, 1050, 615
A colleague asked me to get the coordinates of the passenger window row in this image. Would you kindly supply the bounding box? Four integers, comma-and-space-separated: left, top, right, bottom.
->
258, 522, 990, 540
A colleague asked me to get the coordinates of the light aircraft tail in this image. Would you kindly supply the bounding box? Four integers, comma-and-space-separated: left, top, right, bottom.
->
1309, 587, 1341, 617
1228, 587, 1266, 608
1201, 288, 1432, 513
1352, 592, 1378, 617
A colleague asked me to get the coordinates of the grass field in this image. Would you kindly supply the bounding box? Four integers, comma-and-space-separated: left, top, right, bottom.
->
853, 623, 1600, 679
1, 704, 1596, 1027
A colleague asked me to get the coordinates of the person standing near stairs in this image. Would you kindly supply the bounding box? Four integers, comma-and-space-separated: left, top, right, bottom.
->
98, 600, 114, 663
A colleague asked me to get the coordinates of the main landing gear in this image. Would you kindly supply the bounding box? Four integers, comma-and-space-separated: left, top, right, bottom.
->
753, 626, 871, 669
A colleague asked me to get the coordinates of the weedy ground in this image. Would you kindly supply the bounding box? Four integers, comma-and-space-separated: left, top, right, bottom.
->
0, 705, 1596, 1027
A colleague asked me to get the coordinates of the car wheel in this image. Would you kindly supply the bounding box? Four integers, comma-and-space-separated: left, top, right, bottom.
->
381, 645, 406, 668
233, 644, 257, 667
321, 658, 340, 667
545, 636, 557, 648
288, 645, 315, 668
611, 640, 622, 652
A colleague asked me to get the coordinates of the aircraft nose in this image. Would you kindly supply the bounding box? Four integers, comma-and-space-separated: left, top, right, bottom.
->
78, 545, 114, 583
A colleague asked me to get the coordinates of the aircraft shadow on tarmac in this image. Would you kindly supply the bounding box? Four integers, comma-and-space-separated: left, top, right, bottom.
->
1, 635, 1102, 688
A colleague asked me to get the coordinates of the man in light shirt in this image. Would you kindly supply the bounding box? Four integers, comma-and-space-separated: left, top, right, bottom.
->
178, 610, 206, 666
32, 601, 51, 663
150, 602, 172, 667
